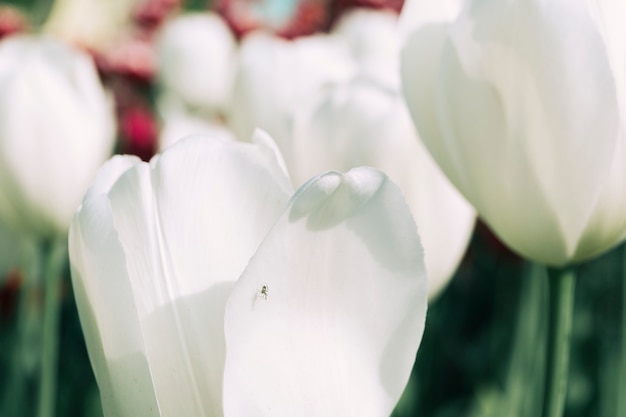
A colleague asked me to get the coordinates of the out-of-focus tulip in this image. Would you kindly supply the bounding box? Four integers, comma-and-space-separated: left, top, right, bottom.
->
0, 36, 116, 237
228, 31, 354, 153
44, 0, 139, 50
69, 132, 427, 417
156, 12, 236, 117
332, 7, 401, 89
401, 0, 626, 266
291, 77, 474, 298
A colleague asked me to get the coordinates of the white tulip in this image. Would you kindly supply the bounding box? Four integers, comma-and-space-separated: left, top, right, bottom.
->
332, 8, 402, 89
290, 77, 474, 298
401, 0, 626, 265
228, 31, 355, 153
44, 0, 139, 50
69, 132, 427, 416
156, 12, 237, 117
0, 35, 115, 237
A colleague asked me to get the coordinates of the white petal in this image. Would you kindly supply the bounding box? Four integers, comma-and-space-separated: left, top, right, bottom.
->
332, 9, 401, 89
227, 32, 354, 150
106, 135, 292, 416
156, 12, 236, 114
223, 168, 427, 417
291, 78, 474, 298
574, 135, 626, 261
70, 195, 160, 417
71, 133, 293, 416
82, 155, 142, 203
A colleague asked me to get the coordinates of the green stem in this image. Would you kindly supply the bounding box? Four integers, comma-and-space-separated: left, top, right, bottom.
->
542, 266, 576, 417
505, 262, 547, 417
618, 246, 626, 417
1, 240, 43, 416
31, 0, 54, 28
36, 239, 67, 417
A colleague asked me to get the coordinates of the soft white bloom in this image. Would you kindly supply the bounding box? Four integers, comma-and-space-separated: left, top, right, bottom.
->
44, 0, 139, 49
291, 77, 474, 298
401, 0, 626, 266
228, 32, 355, 153
332, 8, 402, 89
156, 12, 237, 117
69, 132, 427, 417
0, 35, 115, 237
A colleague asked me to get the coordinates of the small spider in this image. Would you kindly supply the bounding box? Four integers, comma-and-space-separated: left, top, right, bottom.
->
258, 285, 269, 300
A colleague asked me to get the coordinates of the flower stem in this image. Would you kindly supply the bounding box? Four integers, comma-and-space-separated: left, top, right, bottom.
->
542, 266, 576, 417
618, 246, 626, 417
1, 240, 42, 416
36, 239, 67, 417
504, 262, 547, 416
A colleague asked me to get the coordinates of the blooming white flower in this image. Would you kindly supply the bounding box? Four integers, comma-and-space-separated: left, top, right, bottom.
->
69, 132, 427, 416
156, 12, 237, 117
0, 35, 115, 237
401, 0, 626, 265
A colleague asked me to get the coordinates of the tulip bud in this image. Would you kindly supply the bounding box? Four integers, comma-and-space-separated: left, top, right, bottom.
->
0, 35, 116, 237
401, 0, 626, 265
332, 7, 401, 89
44, 0, 140, 50
155, 12, 237, 118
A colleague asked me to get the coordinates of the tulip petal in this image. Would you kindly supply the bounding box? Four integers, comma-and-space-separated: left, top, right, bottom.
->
223, 168, 427, 417
101, 135, 293, 416
292, 78, 474, 298
228, 32, 354, 151
70, 194, 160, 417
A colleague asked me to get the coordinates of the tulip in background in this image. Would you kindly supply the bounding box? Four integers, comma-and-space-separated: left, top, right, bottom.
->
44, 0, 140, 50
156, 12, 237, 118
69, 132, 428, 416
0, 35, 116, 238
332, 8, 402, 90
291, 76, 474, 298
227, 31, 355, 153
400, 0, 626, 266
